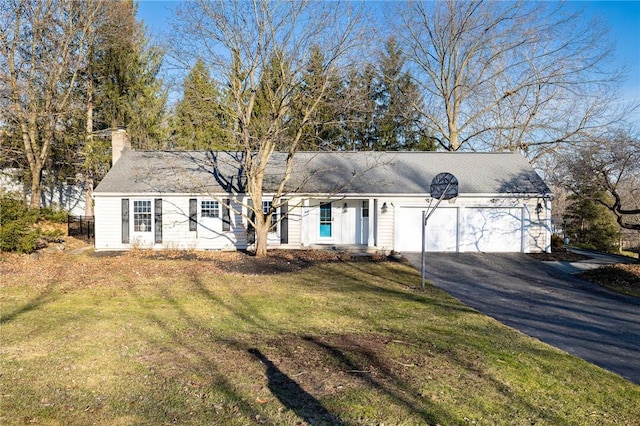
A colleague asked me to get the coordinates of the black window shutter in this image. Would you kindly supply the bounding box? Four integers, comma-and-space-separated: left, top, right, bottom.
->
280, 200, 288, 244
154, 199, 162, 243
222, 199, 231, 231
121, 199, 129, 243
189, 198, 197, 231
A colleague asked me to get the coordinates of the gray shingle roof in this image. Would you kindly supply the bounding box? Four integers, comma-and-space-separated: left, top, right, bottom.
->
94, 150, 551, 196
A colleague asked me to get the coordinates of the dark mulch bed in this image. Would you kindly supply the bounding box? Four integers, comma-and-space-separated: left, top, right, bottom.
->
527, 250, 592, 262
91, 248, 389, 275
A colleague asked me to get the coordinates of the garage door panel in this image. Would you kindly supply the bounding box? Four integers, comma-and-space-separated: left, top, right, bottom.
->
460, 208, 522, 252
426, 209, 457, 251
396, 207, 457, 252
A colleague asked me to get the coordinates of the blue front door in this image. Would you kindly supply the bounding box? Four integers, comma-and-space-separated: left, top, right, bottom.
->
319, 202, 332, 238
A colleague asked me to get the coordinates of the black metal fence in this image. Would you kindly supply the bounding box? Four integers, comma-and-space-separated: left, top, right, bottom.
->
68, 215, 95, 242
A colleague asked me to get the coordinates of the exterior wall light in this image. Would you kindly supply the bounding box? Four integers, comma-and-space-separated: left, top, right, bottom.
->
381, 202, 388, 213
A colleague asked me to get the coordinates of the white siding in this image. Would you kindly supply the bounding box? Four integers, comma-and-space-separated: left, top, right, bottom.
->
377, 199, 395, 251
95, 195, 249, 251
524, 199, 551, 253
94, 196, 127, 250
161, 198, 197, 250
95, 193, 551, 253
283, 197, 303, 247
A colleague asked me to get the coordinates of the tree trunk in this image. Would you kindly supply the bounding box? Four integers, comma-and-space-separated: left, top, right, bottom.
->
84, 180, 94, 217
29, 167, 42, 209
85, 75, 94, 217
254, 217, 269, 257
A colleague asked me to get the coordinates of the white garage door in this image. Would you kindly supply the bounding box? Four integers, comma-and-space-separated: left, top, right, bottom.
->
396, 206, 524, 253
460, 208, 523, 252
396, 207, 458, 252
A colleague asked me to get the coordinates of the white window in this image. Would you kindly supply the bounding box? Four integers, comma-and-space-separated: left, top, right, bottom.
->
133, 200, 152, 232
262, 201, 277, 228
201, 200, 219, 218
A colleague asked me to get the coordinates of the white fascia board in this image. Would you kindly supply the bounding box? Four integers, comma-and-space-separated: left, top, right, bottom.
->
93, 192, 232, 198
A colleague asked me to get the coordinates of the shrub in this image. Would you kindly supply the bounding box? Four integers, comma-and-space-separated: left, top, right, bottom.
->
551, 234, 564, 251
1, 192, 38, 223
0, 192, 66, 253
40, 205, 68, 223
0, 220, 39, 253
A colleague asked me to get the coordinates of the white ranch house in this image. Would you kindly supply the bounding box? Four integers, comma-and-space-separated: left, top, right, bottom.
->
93, 145, 553, 253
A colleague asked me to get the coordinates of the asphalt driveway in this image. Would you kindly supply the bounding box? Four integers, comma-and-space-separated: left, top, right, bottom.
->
403, 252, 640, 385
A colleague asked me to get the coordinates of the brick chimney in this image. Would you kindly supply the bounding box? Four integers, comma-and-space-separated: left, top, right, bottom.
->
111, 128, 131, 165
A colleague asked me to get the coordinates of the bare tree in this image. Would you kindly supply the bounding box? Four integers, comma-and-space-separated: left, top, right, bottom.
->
0, 0, 104, 208
559, 129, 640, 231
169, 0, 364, 256
398, 0, 630, 159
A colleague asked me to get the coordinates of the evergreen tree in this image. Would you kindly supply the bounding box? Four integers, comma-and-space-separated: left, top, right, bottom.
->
170, 58, 232, 150
89, 0, 167, 149
340, 66, 377, 151
565, 193, 620, 252
251, 51, 291, 150
328, 37, 435, 152
294, 47, 342, 151
375, 37, 435, 151
80, 0, 166, 213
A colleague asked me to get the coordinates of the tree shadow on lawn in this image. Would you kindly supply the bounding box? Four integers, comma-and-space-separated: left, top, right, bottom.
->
185, 270, 461, 424
1, 282, 57, 325
125, 258, 567, 425
248, 348, 346, 425
124, 284, 267, 424
301, 334, 447, 425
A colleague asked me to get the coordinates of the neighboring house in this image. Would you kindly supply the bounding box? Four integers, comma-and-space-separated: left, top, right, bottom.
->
0, 168, 88, 216
93, 147, 553, 253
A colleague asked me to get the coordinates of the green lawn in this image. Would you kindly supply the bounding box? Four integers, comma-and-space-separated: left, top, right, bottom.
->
1, 251, 639, 425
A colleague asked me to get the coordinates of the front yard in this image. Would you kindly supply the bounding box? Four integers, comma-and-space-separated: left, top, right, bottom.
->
1, 246, 639, 425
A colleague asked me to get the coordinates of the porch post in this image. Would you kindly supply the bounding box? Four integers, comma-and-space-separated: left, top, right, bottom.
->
368, 198, 376, 247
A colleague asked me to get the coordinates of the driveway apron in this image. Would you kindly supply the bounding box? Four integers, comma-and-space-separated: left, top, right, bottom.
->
403, 252, 640, 385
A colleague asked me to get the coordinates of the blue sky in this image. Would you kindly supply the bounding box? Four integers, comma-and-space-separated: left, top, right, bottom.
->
137, 1, 640, 116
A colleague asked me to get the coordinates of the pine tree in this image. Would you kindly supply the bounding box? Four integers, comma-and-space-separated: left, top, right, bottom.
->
375, 37, 435, 151
251, 51, 291, 149
294, 47, 342, 151
565, 194, 620, 252
79, 0, 166, 214
340, 66, 377, 151
170, 59, 232, 150
89, 0, 167, 149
